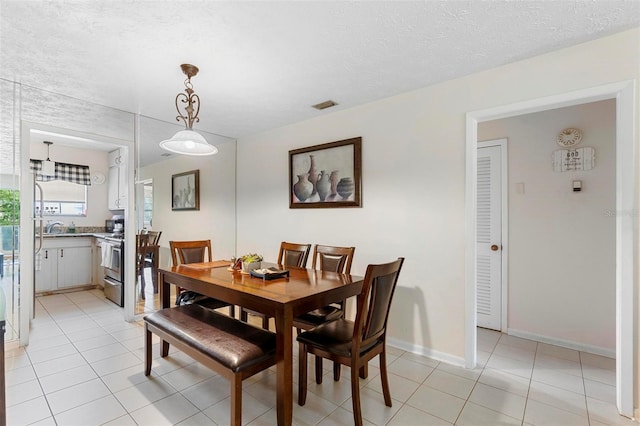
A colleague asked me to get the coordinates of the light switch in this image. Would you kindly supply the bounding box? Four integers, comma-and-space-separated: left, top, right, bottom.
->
516, 182, 525, 194
573, 180, 582, 192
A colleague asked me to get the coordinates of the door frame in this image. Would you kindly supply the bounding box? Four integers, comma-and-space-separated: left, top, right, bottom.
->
19, 121, 135, 345
477, 139, 508, 332
465, 80, 635, 417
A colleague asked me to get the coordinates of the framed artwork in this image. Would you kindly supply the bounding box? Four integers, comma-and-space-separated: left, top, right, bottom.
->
172, 169, 200, 211
289, 137, 362, 208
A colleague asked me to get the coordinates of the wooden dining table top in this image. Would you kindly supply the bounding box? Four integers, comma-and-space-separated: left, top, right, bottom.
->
159, 261, 363, 316
157, 261, 364, 425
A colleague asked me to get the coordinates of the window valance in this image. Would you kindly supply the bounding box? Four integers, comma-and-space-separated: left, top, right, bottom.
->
30, 160, 92, 185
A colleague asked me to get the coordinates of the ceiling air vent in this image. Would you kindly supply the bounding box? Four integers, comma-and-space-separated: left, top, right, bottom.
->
312, 100, 338, 110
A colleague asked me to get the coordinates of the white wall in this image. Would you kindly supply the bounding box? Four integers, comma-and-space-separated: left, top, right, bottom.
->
479, 100, 616, 352
236, 28, 639, 368
29, 143, 111, 227
138, 139, 236, 269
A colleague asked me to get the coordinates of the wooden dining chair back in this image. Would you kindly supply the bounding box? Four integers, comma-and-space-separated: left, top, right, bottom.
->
311, 244, 354, 274
297, 257, 405, 426
169, 240, 233, 314
146, 230, 162, 246
170, 240, 212, 266
277, 241, 311, 268
144, 230, 162, 268
240, 241, 312, 329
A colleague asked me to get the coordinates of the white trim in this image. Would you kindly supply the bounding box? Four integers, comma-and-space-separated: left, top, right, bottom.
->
387, 337, 466, 368
465, 80, 636, 418
507, 328, 615, 359
614, 80, 636, 418
477, 139, 509, 332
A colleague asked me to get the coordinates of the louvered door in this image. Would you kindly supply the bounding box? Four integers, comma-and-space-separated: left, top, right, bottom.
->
477, 144, 502, 330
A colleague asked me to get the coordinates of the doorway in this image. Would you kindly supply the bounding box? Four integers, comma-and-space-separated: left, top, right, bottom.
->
465, 81, 635, 417
19, 122, 134, 345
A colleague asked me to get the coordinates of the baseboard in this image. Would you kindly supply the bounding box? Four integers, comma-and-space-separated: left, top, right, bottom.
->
507, 328, 615, 359
387, 337, 465, 368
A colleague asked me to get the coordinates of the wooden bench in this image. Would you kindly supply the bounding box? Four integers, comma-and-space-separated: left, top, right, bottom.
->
144, 304, 277, 425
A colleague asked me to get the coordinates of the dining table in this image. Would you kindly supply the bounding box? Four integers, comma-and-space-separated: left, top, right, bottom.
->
158, 261, 364, 426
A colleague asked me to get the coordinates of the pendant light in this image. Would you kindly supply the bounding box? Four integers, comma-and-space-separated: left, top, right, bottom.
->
42, 141, 56, 176
159, 64, 218, 156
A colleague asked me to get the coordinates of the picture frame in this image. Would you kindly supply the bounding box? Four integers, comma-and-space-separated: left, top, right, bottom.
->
289, 137, 362, 208
172, 169, 200, 211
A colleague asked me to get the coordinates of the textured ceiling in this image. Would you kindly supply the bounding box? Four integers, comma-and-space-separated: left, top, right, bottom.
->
1, 1, 639, 163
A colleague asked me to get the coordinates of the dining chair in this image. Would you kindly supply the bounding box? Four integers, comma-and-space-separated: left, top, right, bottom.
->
144, 230, 162, 271
293, 244, 355, 383
297, 257, 405, 426
170, 240, 235, 316
239, 241, 311, 329
136, 233, 152, 299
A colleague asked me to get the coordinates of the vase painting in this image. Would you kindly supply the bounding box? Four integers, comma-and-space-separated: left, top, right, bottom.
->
292, 173, 313, 202
289, 137, 362, 208
307, 155, 318, 196
316, 170, 331, 201
336, 177, 354, 200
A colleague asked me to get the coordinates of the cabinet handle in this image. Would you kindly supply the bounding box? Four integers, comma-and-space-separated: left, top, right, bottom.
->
60, 249, 64, 258
44, 250, 48, 259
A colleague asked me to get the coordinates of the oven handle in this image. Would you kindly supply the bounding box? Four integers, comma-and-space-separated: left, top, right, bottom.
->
104, 276, 122, 286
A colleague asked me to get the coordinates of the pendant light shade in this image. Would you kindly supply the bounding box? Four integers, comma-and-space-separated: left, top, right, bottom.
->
160, 64, 218, 156
160, 130, 218, 156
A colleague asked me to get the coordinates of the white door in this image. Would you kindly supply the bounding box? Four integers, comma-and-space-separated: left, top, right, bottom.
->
476, 142, 504, 330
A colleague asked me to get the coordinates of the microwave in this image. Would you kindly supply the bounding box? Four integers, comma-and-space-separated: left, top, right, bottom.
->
105, 218, 124, 233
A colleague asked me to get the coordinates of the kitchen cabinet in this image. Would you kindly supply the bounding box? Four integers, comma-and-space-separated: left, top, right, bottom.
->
108, 148, 128, 210
35, 237, 93, 293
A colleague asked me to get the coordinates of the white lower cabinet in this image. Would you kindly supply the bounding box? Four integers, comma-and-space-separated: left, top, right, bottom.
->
35, 238, 93, 293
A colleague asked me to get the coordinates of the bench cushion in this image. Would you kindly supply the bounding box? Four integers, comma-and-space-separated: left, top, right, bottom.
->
145, 304, 276, 373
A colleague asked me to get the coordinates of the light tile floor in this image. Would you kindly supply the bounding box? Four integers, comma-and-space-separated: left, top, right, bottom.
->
5, 290, 636, 425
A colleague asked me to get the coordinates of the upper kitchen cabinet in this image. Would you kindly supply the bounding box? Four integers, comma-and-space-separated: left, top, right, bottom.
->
108, 148, 128, 210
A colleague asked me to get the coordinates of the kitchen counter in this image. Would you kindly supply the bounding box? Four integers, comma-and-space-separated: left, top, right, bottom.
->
40, 233, 96, 238
39, 232, 125, 243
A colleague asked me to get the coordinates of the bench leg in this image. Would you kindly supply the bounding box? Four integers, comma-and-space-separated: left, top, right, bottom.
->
231, 375, 242, 426
144, 325, 152, 376
161, 339, 170, 358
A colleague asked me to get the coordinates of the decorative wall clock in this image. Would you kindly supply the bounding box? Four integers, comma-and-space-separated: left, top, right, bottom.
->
557, 128, 583, 147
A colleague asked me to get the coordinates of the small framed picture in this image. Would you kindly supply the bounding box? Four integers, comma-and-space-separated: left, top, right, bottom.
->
172, 169, 200, 211
289, 137, 362, 208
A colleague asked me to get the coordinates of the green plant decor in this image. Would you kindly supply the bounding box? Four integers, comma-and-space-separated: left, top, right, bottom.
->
0, 189, 19, 226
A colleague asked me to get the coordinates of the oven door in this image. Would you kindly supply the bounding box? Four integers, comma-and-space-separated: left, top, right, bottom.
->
104, 276, 123, 307
110, 245, 122, 274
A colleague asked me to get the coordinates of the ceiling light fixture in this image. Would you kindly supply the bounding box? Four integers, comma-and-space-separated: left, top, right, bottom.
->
42, 141, 56, 176
159, 64, 218, 156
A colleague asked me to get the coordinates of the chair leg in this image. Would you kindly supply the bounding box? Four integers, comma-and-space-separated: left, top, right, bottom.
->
298, 343, 308, 406
359, 363, 368, 379
139, 269, 146, 300
261, 315, 269, 330
144, 325, 152, 376
333, 362, 341, 381
315, 356, 323, 384
230, 375, 242, 426
240, 308, 248, 322
350, 361, 364, 426
379, 349, 392, 406
228, 305, 235, 318
161, 339, 169, 357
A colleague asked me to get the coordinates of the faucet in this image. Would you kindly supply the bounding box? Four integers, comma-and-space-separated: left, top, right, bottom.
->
45, 221, 65, 234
